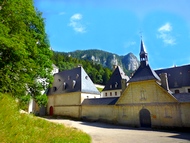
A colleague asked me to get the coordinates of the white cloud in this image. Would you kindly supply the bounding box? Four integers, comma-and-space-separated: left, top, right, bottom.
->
157, 23, 176, 45
70, 13, 82, 20
158, 23, 172, 32
69, 13, 86, 33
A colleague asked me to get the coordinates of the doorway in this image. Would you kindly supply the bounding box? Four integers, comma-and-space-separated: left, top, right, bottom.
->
49, 106, 53, 116
139, 109, 151, 128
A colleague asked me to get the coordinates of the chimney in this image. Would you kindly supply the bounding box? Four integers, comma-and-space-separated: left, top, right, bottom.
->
121, 79, 127, 93
160, 73, 169, 91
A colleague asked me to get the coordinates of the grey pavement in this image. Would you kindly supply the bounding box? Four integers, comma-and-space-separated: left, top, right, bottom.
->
45, 118, 190, 143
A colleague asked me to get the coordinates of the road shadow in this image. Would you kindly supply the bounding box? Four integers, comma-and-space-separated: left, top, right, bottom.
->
80, 121, 190, 141
42, 116, 190, 142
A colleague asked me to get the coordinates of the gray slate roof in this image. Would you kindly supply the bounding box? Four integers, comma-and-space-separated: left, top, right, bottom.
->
128, 64, 161, 83
47, 66, 100, 95
173, 93, 190, 102
155, 64, 190, 89
103, 66, 129, 91
82, 97, 119, 105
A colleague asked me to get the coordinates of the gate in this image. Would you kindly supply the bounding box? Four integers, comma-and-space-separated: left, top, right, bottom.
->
49, 106, 53, 116
139, 109, 151, 128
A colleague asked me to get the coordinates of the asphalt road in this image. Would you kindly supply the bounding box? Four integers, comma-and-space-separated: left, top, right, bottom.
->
45, 118, 190, 143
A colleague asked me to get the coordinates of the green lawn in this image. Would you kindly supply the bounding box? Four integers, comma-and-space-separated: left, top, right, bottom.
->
0, 94, 91, 143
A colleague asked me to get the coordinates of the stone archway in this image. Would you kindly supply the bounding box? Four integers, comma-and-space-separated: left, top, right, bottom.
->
139, 108, 151, 128
49, 106, 53, 116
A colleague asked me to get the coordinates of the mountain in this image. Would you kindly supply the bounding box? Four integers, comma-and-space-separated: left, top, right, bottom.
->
62, 49, 139, 72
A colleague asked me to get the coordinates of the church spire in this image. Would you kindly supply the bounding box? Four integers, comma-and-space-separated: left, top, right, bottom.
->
139, 40, 148, 66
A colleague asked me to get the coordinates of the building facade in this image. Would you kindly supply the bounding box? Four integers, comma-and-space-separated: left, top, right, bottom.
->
47, 66, 100, 118
101, 66, 129, 98
47, 40, 190, 129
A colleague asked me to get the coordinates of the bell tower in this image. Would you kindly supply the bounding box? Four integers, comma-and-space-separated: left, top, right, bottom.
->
139, 40, 148, 67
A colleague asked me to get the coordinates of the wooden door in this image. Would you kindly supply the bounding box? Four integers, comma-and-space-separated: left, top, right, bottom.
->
139, 109, 151, 128
49, 106, 53, 116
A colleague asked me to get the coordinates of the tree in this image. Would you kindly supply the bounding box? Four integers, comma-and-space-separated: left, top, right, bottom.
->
0, 0, 53, 98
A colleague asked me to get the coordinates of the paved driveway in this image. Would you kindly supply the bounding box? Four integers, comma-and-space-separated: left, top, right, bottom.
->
46, 118, 190, 143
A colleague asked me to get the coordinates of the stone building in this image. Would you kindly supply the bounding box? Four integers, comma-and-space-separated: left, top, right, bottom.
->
81, 40, 190, 128
47, 66, 100, 118
101, 65, 129, 98
47, 40, 190, 129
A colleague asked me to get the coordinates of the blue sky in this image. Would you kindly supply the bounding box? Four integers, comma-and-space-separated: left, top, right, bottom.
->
34, 0, 190, 69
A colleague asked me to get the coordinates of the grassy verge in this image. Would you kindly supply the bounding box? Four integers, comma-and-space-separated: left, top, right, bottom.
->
0, 93, 91, 143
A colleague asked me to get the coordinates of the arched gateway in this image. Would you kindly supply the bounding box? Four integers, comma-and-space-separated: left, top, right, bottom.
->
139, 109, 151, 128
49, 106, 53, 116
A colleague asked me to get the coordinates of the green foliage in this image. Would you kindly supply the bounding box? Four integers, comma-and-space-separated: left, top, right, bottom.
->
18, 95, 31, 110
0, 93, 91, 143
35, 94, 48, 107
52, 51, 112, 85
0, 0, 53, 98
97, 87, 103, 92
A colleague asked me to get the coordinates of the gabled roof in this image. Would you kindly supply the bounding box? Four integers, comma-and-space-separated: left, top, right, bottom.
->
102, 66, 129, 91
173, 93, 190, 102
128, 64, 161, 83
155, 64, 190, 89
82, 97, 119, 105
47, 66, 100, 95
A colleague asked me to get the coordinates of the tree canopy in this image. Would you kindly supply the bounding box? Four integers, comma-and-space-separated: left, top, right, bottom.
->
0, 0, 53, 98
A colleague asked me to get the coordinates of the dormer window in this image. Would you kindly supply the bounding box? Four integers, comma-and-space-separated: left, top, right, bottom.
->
110, 85, 112, 89
68, 76, 70, 80
115, 82, 118, 88
72, 80, 76, 88
174, 82, 178, 87
76, 74, 79, 79
63, 82, 66, 89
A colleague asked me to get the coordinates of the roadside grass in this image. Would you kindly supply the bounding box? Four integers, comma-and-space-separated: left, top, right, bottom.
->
0, 93, 91, 143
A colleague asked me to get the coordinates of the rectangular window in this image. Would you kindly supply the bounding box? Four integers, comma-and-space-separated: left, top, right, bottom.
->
175, 90, 180, 93
188, 89, 190, 93
115, 92, 117, 96
110, 92, 112, 96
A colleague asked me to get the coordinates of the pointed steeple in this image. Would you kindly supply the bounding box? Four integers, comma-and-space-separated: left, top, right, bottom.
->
139, 40, 148, 66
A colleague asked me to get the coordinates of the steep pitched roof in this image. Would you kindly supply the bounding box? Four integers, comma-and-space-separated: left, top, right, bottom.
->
102, 66, 129, 91
47, 66, 100, 95
155, 64, 190, 89
128, 64, 161, 82
82, 97, 119, 105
